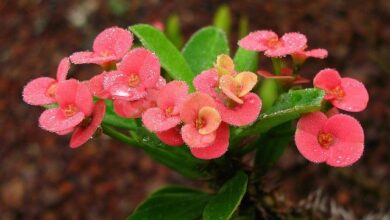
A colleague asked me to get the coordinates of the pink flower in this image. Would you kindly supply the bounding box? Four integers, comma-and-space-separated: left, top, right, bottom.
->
87, 72, 111, 99
112, 76, 166, 119
180, 92, 229, 159
292, 48, 328, 65
238, 30, 307, 57
39, 79, 94, 133
70, 100, 106, 148
194, 69, 262, 126
23, 57, 70, 105
313, 68, 369, 112
103, 48, 160, 101
295, 112, 364, 167
70, 27, 133, 66
142, 80, 188, 132
156, 126, 184, 146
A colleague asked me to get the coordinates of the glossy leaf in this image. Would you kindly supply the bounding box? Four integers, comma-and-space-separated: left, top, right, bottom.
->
240, 88, 325, 136
129, 24, 194, 89
203, 171, 248, 220
182, 27, 229, 75
233, 47, 258, 72
128, 186, 210, 220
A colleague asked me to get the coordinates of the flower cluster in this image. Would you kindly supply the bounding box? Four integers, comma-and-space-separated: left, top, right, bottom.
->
23, 27, 368, 165
240, 30, 368, 167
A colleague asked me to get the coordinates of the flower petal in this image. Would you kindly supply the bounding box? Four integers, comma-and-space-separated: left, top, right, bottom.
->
113, 99, 151, 118
70, 101, 106, 148
235, 71, 258, 97
295, 112, 329, 163
331, 77, 369, 112
198, 107, 221, 135
93, 27, 133, 59
142, 107, 181, 132
193, 69, 219, 98
265, 32, 307, 57
180, 92, 217, 124
238, 30, 278, 51
157, 80, 188, 112
219, 74, 243, 104
69, 51, 117, 65
305, 48, 328, 59
75, 82, 93, 116
181, 124, 216, 148
118, 48, 160, 88
55, 79, 79, 107
257, 70, 294, 80
87, 72, 111, 99
39, 108, 84, 132
56, 57, 70, 82
323, 114, 364, 167
217, 93, 261, 126
156, 126, 184, 147
23, 77, 56, 105
190, 123, 229, 160
313, 68, 342, 91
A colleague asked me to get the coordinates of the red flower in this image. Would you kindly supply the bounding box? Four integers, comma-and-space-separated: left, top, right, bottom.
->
39, 79, 93, 133
314, 68, 369, 112
180, 93, 229, 159
238, 30, 307, 57
142, 80, 188, 132
103, 48, 160, 101
295, 112, 364, 167
70, 100, 106, 148
23, 57, 70, 105
70, 27, 133, 66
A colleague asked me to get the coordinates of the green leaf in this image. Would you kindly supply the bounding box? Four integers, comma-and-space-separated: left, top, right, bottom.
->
258, 79, 279, 112
135, 127, 211, 180
182, 27, 229, 75
238, 16, 249, 39
203, 171, 248, 220
233, 47, 258, 72
240, 88, 325, 136
128, 186, 211, 220
102, 100, 137, 130
255, 135, 292, 176
165, 14, 183, 49
129, 24, 194, 89
213, 5, 231, 36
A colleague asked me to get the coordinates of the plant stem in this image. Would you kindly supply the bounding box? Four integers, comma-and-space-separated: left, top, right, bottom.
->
271, 58, 283, 75
101, 123, 141, 148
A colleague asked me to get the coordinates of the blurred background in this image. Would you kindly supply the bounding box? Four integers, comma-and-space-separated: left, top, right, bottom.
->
0, 0, 389, 219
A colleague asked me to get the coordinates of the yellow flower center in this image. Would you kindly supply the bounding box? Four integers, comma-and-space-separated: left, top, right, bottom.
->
317, 132, 334, 149
63, 104, 78, 117
128, 74, 140, 87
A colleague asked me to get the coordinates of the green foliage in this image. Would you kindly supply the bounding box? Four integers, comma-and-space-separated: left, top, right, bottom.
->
213, 4, 232, 36
127, 186, 211, 220
134, 127, 211, 180
129, 24, 195, 89
255, 135, 292, 176
240, 88, 325, 137
203, 171, 248, 220
233, 47, 258, 72
182, 27, 229, 75
238, 16, 250, 39
258, 79, 279, 112
165, 14, 183, 49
